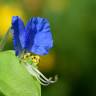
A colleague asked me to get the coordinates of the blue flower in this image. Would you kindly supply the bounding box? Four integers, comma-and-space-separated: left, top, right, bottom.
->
11, 16, 53, 56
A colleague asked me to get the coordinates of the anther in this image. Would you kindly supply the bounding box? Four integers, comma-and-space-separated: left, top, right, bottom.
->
23, 53, 31, 59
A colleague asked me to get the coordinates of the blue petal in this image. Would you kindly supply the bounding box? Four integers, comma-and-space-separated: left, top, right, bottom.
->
25, 17, 53, 55
11, 16, 25, 55
24, 18, 37, 49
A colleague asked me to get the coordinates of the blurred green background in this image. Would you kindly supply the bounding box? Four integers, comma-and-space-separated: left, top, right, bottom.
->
0, 0, 96, 96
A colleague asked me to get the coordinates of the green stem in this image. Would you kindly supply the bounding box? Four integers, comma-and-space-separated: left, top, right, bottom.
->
0, 28, 11, 51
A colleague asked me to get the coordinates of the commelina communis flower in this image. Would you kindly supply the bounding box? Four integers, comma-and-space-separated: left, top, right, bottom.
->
11, 16, 57, 85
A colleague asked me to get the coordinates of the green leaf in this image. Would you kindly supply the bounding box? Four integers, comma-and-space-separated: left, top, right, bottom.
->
0, 50, 41, 96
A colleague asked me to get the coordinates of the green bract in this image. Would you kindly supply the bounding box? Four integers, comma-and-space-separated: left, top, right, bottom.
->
0, 51, 41, 96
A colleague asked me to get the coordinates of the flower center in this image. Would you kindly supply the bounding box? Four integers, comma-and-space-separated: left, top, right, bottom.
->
21, 52, 58, 86
23, 53, 40, 65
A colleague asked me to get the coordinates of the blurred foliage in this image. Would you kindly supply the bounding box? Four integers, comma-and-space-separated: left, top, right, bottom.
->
0, 51, 41, 96
0, 0, 96, 96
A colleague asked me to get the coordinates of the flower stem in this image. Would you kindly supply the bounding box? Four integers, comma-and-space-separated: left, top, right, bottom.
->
0, 28, 11, 51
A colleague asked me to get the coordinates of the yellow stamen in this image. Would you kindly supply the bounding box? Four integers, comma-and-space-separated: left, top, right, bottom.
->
23, 53, 31, 59
23, 53, 40, 65
31, 55, 40, 65
26, 53, 31, 56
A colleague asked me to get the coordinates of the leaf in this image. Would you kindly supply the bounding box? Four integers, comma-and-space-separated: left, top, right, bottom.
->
0, 50, 41, 96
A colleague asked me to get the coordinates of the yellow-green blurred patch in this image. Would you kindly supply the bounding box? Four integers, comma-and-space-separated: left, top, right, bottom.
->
47, 0, 70, 13
0, 4, 24, 37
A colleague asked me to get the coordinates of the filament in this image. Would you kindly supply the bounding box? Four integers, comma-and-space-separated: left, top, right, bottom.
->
24, 62, 58, 86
